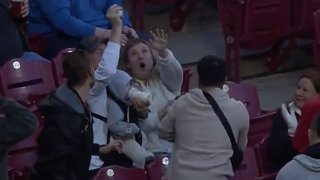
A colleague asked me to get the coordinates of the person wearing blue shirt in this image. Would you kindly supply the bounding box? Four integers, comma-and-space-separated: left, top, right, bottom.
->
27, 0, 137, 58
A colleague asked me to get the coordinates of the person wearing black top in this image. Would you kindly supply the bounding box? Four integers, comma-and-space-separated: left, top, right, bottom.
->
268, 70, 320, 170
31, 48, 122, 180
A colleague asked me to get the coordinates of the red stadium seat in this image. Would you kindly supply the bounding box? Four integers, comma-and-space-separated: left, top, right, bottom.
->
225, 81, 261, 117
51, 48, 75, 87
130, 0, 197, 32
292, 0, 320, 37
225, 81, 276, 146
92, 166, 148, 180
146, 154, 170, 180
254, 137, 278, 179
248, 112, 276, 147
0, 59, 55, 105
313, 10, 320, 68
218, 0, 291, 81
8, 150, 37, 180
232, 148, 259, 180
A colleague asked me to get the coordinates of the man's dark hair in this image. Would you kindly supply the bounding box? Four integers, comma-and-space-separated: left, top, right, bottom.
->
310, 112, 320, 137
197, 55, 227, 87
62, 50, 92, 87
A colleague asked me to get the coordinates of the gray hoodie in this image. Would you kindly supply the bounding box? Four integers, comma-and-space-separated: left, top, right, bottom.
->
276, 154, 320, 180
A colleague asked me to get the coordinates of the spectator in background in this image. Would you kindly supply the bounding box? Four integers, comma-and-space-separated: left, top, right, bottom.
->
0, 97, 38, 180
120, 29, 183, 155
0, 0, 45, 66
268, 70, 320, 170
276, 112, 320, 180
158, 55, 249, 180
28, 0, 138, 58
294, 95, 320, 152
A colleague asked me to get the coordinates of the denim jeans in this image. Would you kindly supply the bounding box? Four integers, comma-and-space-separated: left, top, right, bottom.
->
22, 52, 48, 62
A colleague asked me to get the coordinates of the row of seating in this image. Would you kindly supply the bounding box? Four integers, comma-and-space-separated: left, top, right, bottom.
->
219, 0, 320, 82
6, 81, 275, 180
1, 49, 276, 179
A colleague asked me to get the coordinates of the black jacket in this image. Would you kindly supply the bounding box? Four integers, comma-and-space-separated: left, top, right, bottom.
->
268, 108, 299, 170
32, 84, 99, 180
0, 97, 38, 180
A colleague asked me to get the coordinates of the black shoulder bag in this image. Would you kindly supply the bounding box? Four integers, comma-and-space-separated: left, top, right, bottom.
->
203, 90, 243, 169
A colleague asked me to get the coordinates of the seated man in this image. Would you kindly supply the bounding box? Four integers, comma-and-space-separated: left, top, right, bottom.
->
0, 0, 44, 66
276, 112, 320, 180
0, 96, 38, 180
158, 55, 250, 180
27, 0, 137, 58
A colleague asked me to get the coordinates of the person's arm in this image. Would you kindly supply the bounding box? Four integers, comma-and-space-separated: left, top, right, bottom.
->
158, 101, 177, 142
107, 98, 140, 137
35, 0, 108, 38
236, 103, 249, 151
158, 49, 183, 95
149, 29, 183, 95
90, 5, 123, 96
0, 97, 37, 149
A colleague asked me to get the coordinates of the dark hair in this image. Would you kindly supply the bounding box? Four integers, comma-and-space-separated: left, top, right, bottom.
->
300, 70, 320, 93
120, 38, 157, 71
310, 112, 320, 137
62, 50, 92, 87
197, 55, 227, 87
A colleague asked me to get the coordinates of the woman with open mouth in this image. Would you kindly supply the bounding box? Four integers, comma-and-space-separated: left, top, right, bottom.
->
120, 28, 183, 155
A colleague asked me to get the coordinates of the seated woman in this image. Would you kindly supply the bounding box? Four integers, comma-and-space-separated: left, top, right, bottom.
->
268, 70, 320, 170
106, 74, 154, 169
120, 29, 183, 154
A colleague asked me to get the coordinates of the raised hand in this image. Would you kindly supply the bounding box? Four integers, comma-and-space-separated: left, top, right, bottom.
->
106, 4, 123, 27
281, 104, 298, 137
149, 28, 168, 53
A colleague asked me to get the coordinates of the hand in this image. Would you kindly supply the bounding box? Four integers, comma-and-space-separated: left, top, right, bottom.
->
123, 26, 138, 38
95, 28, 111, 38
281, 104, 298, 137
149, 28, 168, 53
21, 0, 29, 17
128, 86, 150, 112
121, 34, 128, 46
99, 140, 123, 154
106, 4, 123, 27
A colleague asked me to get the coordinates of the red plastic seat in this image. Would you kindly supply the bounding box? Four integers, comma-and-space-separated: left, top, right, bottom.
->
0, 59, 55, 105
130, 0, 197, 32
232, 147, 259, 180
313, 10, 320, 68
218, 0, 291, 81
254, 137, 278, 179
248, 112, 276, 147
181, 67, 192, 93
8, 150, 38, 180
225, 81, 276, 146
51, 48, 75, 86
292, 0, 320, 37
146, 154, 170, 180
225, 81, 261, 117
92, 166, 148, 180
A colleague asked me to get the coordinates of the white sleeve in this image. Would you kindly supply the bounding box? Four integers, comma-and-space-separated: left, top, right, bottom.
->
90, 42, 121, 96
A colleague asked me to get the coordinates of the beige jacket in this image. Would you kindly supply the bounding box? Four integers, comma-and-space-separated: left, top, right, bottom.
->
159, 88, 249, 180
